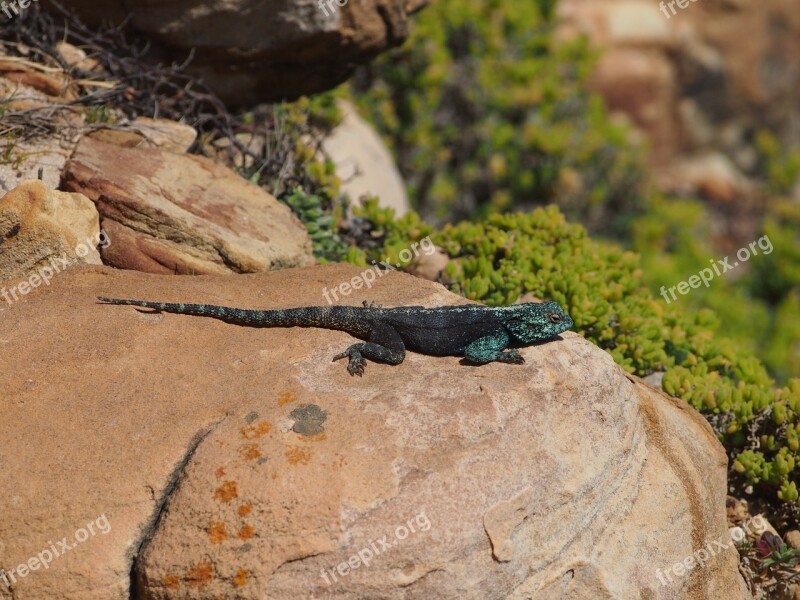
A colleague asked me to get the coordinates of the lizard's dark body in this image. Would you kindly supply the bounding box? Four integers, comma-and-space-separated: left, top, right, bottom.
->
97, 297, 573, 376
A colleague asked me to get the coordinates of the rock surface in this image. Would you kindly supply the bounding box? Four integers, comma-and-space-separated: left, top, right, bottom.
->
660, 152, 754, 207
0, 264, 749, 599
61, 136, 314, 275
50, 0, 430, 105
0, 180, 102, 285
86, 118, 198, 154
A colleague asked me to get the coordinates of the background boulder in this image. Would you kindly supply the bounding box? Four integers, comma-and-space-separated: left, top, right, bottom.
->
61, 136, 314, 275
49, 0, 430, 105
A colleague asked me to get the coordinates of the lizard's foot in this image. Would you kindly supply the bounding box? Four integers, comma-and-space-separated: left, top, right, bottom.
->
332, 346, 367, 376
495, 349, 525, 364
362, 300, 383, 308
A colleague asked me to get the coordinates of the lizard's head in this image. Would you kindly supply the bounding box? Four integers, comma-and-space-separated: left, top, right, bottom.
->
502, 301, 573, 343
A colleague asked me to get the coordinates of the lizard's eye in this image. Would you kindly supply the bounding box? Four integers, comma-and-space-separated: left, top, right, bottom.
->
548, 312, 562, 324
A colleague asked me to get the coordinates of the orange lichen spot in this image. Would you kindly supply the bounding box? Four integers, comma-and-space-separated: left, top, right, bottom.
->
185, 561, 213, 589
238, 443, 262, 461
214, 467, 226, 478
163, 574, 181, 589
240, 420, 272, 440
237, 524, 255, 540
208, 521, 227, 544
285, 446, 312, 466
237, 503, 252, 517
278, 390, 297, 406
233, 568, 249, 587
299, 432, 327, 443
213, 480, 238, 503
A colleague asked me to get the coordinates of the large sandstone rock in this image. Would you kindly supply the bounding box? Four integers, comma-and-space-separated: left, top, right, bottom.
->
0, 180, 103, 286
0, 264, 749, 599
61, 136, 314, 275
50, 0, 430, 105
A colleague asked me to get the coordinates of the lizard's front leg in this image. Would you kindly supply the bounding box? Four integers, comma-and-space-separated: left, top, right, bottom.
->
332, 323, 406, 376
463, 332, 524, 365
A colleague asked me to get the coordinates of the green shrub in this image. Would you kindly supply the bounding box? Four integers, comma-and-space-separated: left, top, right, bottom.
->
630, 197, 770, 355
746, 201, 800, 382
748, 201, 800, 305
346, 0, 648, 234
625, 195, 800, 383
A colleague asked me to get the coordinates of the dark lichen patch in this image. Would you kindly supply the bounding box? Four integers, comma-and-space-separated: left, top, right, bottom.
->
290, 404, 328, 436
244, 411, 259, 424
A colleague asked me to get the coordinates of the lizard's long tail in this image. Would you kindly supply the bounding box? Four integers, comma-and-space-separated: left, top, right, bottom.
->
96, 297, 370, 336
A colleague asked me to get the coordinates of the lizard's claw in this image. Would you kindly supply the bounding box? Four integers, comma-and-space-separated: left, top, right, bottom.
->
332, 347, 367, 376
349, 359, 366, 376
362, 300, 383, 309
497, 349, 525, 364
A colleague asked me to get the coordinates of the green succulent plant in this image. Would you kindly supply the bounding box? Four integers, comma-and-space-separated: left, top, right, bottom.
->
279, 186, 354, 263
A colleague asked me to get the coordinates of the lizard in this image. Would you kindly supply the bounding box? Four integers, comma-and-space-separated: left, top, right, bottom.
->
97, 296, 574, 376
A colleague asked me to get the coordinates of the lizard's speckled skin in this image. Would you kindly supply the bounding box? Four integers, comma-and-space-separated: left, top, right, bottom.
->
97, 296, 573, 376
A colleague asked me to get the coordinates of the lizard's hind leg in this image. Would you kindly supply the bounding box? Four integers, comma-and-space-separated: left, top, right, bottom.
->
332, 323, 405, 376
